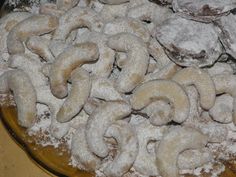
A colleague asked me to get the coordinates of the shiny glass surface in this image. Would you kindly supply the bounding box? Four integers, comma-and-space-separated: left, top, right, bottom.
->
0, 104, 93, 177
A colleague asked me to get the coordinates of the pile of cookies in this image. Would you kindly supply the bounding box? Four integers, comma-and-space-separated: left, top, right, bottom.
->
1, 0, 236, 177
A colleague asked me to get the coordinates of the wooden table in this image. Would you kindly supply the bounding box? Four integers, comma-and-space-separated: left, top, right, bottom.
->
0, 120, 55, 177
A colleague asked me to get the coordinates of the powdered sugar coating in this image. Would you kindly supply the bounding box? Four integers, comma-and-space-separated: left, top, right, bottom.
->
127, 2, 172, 26
0, 12, 32, 64
53, 7, 103, 41
172, 0, 236, 22
133, 119, 167, 176
49, 42, 98, 98
86, 101, 131, 158
172, 67, 216, 110
107, 33, 149, 93
209, 94, 233, 123
56, 68, 91, 123
26, 36, 54, 62
0, 70, 37, 127
103, 17, 150, 43
215, 14, 236, 60
130, 80, 190, 123
156, 127, 208, 177
71, 124, 101, 171
156, 16, 222, 67
2, 1, 236, 177
76, 31, 115, 78
7, 14, 59, 55
103, 120, 138, 177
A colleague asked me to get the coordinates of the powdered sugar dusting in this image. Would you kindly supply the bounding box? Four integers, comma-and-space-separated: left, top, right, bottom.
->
27, 103, 74, 149
1, 0, 236, 177
0, 94, 15, 106
3, 94, 236, 177
180, 125, 236, 177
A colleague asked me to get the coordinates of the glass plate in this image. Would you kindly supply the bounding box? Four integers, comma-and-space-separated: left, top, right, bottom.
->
0, 103, 93, 177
